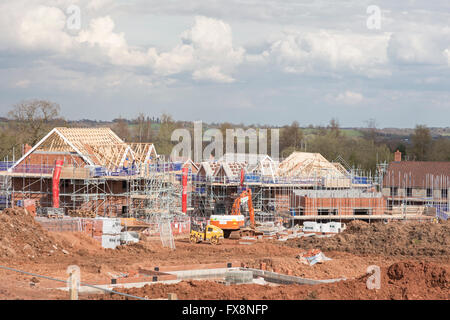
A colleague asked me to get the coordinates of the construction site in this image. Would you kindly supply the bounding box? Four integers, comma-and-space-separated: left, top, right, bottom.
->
0, 127, 448, 300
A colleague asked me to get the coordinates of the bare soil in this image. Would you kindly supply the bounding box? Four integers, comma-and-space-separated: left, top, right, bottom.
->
286, 220, 450, 258
0, 209, 448, 300
89, 260, 449, 300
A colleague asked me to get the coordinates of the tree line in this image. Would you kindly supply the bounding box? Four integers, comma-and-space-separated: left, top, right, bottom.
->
1, 99, 449, 173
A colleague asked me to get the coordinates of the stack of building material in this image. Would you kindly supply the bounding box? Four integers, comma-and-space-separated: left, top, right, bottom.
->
303, 221, 345, 234
17, 199, 37, 216
68, 209, 96, 218
297, 249, 332, 266
255, 222, 286, 239
38, 207, 65, 218
120, 231, 139, 244
91, 217, 121, 249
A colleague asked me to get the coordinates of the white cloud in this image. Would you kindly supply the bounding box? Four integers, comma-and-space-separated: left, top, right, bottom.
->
444, 49, 450, 66
1, 0, 450, 126
192, 66, 234, 83
77, 16, 157, 66
0, 2, 74, 52
153, 16, 245, 82
387, 32, 447, 65
262, 30, 390, 77
86, 0, 114, 11
13, 80, 31, 88
0, 3, 244, 83
335, 91, 364, 105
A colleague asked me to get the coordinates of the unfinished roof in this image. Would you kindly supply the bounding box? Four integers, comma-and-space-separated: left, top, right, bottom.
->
214, 162, 246, 178
11, 127, 157, 171
197, 162, 221, 177
218, 153, 273, 165
276, 152, 348, 178
383, 161, 450, 188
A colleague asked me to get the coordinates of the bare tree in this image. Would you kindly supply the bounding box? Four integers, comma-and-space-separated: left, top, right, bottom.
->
364, 118, 378, 141
328, 118, 341, 138
8, 99, 62, 145
133, 113, 154, 143
112, 117, 130, 142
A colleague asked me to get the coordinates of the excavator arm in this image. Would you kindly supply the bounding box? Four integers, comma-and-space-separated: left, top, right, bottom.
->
231, 189, 255, 228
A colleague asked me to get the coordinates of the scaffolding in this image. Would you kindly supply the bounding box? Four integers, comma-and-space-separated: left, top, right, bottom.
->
383, 169, 450, 219
126, 163, 182, 218
0, 174, 11, 209
1, 135, 447, 226
0, 158, 185, 219
190, 162, 386, 226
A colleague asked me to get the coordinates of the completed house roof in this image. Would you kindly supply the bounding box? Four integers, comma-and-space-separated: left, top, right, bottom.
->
383, 161, 450, 188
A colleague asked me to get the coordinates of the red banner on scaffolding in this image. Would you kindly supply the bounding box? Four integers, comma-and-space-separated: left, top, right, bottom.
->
52, 160, 64, 208
182, 166, 188, 213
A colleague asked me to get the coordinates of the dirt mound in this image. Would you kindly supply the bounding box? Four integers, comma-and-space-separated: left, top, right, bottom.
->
88, 260, 448, 300
0, 208, 65, 261
287, 221, 450, 257
346, 220, 370, 233
386, 261, 448, 290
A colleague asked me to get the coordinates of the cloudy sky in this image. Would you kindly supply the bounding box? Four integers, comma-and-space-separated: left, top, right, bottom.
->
0, 0, 449, 127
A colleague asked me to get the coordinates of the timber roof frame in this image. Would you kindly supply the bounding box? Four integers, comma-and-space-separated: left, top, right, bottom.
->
9, 127, 158, 171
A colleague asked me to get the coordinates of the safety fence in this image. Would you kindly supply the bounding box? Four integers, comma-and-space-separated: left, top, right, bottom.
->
3, 161, 187, 177
143, 217, 191, 236
9, 164, 54, 174
36, 216, 192, 236
436, 208, 449, 221
0, 161, 14, 171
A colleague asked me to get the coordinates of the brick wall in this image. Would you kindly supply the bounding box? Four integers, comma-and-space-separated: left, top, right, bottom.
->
291, 196, 386, 216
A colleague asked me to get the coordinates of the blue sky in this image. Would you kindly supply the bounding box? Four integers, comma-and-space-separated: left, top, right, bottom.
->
0, 0, 449, 128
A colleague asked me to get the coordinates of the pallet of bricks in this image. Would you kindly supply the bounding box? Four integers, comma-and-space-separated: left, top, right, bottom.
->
38, 207, 65, 219
82, 218, 121, 249
68, 209, 96, 218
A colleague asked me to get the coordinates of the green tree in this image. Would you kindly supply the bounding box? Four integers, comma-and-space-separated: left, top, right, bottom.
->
156, 114, 176, 156
410, 125, 432, 160
428, 138, 450, 161
280, 121, 304, 157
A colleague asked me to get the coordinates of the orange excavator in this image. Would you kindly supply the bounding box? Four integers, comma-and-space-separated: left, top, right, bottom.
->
210, 189, 262, 239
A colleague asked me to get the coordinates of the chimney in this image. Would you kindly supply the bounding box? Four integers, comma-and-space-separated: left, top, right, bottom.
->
23, 144, 32, 155
394, 150, 402, 162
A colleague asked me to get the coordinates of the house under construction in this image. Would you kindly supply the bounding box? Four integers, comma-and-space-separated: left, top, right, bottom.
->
381, 151, 450, 219
0, 127, 182, 218
191, 152, 389, 222
0, 128, 447, 223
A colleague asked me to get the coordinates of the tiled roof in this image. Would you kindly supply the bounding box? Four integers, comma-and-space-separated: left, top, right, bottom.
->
383, 161, 450, 188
